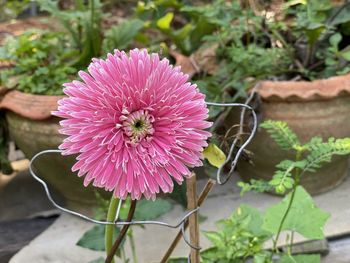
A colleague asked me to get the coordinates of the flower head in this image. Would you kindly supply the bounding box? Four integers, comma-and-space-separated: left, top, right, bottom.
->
53, 49, 212, 200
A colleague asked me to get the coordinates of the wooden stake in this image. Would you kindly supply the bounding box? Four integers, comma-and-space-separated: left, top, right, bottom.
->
186, 173, 200, 263
160, 179, 216, 263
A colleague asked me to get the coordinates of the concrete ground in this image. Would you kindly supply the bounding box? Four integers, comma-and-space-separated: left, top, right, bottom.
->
2, 164, 350, 263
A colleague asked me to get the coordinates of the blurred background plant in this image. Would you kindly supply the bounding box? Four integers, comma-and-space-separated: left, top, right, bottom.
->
2, 0, 349, 98
0, 30, 76, 95
181, 0, 350, 112
36, 0, 104, 69
0, 0, 30, 22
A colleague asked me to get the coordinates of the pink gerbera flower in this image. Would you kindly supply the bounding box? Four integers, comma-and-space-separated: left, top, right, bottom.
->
53, 49, 212, 200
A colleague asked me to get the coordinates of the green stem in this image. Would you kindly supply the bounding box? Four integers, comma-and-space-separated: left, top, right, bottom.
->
304, 43, 314, 68
105, 197, 120, 263
272, 184, 297, 252
273, 151, 302, 252
129, 229, 138, 263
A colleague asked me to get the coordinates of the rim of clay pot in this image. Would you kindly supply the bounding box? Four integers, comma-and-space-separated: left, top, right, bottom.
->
0, 89, 64, 120
257, 73, 350, 102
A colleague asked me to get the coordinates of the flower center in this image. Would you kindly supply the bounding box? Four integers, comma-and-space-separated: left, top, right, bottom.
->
118, 109, 155, 145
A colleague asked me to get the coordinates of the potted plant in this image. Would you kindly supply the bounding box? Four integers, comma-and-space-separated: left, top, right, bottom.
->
0, 0, 171, 208
234, 0, 350, 194
0, 0, 152, 208
0, 0, 145, 208
0, 29, 99, 208
170, 0, 350, 194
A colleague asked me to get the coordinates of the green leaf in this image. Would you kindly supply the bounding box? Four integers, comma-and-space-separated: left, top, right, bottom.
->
340, 50, 350, 61
278, 254, 320, 263
77, 225, 120, 251
308, 0, 332, 12
173, 23, 193, 40
329, 33, 342, 48
235, 205, 272, 237
304, 137, 323, 149
200, 247, 219, 262
203, 143, 226, 168
329, 4, 350, 26
134, 199, 173, 220
88, 258, 105, 263
103, 19, 144, 51
254, 251, 273, 263
238, 179, 273, 196
306, 0, 331, 25
188, 17, 216, 53
270, 160, 307, 194
203, 231, 223, 247
260, 120, 300, 150
303, 138, 350, 173
305, 25, 325, 45
157, 12, 174, 31
263, 186, 330, 240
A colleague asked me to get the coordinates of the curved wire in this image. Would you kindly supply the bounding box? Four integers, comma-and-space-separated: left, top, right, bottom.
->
28, 100, 257, 254
29, 149, 199, 227
205, 102, 257, 184
181, 218, 201, 250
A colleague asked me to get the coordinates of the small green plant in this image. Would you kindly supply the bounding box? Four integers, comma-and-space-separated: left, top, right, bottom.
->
320, 33, 350, 77
0, 30, 76, 95
134, 0, 224, 55
257, 120, 350, 195
37, 0, 104, 69
200, 120, 350, 263
291, 0, 350, 79
202, 205, 271, 262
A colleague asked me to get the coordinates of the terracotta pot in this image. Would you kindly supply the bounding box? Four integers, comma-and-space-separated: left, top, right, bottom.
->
235, 74, 350, 194
0, 90, 110, 208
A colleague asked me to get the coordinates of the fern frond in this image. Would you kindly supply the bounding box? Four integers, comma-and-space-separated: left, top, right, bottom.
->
238, 179, 273, 196
269, 160, 306, 194
304, 137, 323, 150
260, 120, 300, 151
303, 138, 350, 174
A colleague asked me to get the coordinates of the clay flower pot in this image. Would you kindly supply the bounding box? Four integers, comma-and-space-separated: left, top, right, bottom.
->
0, 90, 110, 208
237, 74, 350, 194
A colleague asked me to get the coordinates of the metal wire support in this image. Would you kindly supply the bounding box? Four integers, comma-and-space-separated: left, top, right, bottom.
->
29, 149, 200, 247
181, 217, 201, 250
28, 99, 257, 254
206, 96, 258, 184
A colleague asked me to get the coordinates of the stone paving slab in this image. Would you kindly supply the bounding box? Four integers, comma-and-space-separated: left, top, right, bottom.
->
8, 170, 350, 263
10, 213, 105, 263
0, 168, 63, 221
322, 237, 350, 263
0, 216, 57, 262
